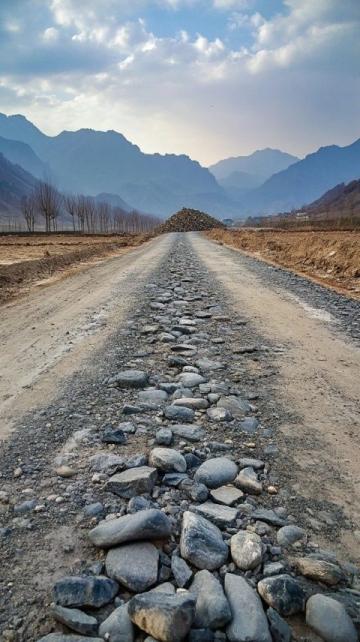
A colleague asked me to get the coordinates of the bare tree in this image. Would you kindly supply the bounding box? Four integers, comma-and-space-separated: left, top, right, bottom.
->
63, 194, 78, 231
34, 181, 61, 232
20, 194, 36, 232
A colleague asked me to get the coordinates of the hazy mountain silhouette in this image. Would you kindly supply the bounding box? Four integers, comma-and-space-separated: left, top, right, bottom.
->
0, 152, 38, 215
209, 148, 299, 190
0, 113, 235, 217
94, 192, 133, 213
0, 135, 47, 179
241, 138, 360, 215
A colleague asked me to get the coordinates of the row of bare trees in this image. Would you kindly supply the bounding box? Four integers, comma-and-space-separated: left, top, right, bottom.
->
21, 182, 161, 234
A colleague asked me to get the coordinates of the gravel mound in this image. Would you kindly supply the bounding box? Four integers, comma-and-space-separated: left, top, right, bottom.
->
159, 208, 225, 233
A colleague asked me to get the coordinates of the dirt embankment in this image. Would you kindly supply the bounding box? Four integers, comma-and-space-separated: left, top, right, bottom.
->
0, 233, 152, 303
206, 228, 360, 298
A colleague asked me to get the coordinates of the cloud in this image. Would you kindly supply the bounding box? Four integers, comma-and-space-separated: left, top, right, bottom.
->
0, 0, 359, 165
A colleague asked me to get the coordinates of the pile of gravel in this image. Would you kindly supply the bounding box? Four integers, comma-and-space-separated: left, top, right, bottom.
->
159, 208, 225, 233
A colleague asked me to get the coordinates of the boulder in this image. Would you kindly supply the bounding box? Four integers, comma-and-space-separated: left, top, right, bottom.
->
180, 511, 228, 570
128, 591, 196, 642
192, 502, 238, 529
210, 485, 243, 506
194, 458, 238, 489
52, 605, 98, 636
99, 604, 135, 642
235, 467, 262, 495
53, 575, 118, 608
110, 370, 148, 388
107, 467, 157, 498
106, 542, 159, 592
257, 575, 306, 616
190, 569, 231, 630
230, 531, 263, 571
89, 509, 171, 548
224, 574, 271, 642
306, 594, 358, 642
149, 448, 187, 473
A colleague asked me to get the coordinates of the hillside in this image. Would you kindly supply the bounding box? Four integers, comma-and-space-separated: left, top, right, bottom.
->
0, 114, 237, 218
209, 148, 298, 191
0, 153, 38, 216
0, 136, 47, 180
242, 138, 360, 215
158, 207, 225, 232
306, 179, 360, 216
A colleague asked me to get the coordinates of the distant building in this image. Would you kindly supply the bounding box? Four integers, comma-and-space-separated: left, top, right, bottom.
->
222, 218, 234, 227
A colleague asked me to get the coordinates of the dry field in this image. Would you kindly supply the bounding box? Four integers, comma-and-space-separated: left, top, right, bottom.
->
0, 233, 150, 303
206, 228, 360, 298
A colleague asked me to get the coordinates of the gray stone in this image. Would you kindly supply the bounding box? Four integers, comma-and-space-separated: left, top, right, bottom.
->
171, 554, 193, 588
138, 389, 169, 405
206, 408, 232, 422
263, 562, 286, 577
235, 467, 262, 495
156, 428, 173, 446
183, 481, 209, 503
238, 457, 264, 470
210, 486, 244, 506
224, 574, 271, 642
102, 425, 127, 445
89, 509, 171, 548
89, 453, 125, 474
52, 605, 98, 636
128, 592, 196, 642
84, 502, 104, 518
99, 604, 135, 642
194, 458, 238, 489
37, 633, 102, 642
196, 358, 223, 372
165, 405, 195, 422
107, 467, 157, 498
277, 525, 306, 546
149, 448, 187, 473
189, 630, 214, 642
239, 417, 259, 434
267, 607, 291, 642
192, 502, 238, 529
217, 396, 250, 419
190, 569, 231, 630
54, 575, 118, 608
230, 531, 263, 571
173, 397, 209, 410
111, 370, 148, 388
257, 575, 306, 616
106, 542, 159, 592
127, 496, 152, 513
171, 424, 205, 442
306, 594, 358, 642
178, 373, 206, 388
180, 511, 228, 570
252, 508, 286, 526
150, 582, 176, 594
14, 499, 37, 513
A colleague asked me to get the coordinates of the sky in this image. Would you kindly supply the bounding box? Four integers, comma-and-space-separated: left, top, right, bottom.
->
0, 0, 359, 165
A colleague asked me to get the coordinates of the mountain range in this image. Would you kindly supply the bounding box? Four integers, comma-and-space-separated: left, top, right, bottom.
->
0, 112, 359, 220
0, 153, 37, 215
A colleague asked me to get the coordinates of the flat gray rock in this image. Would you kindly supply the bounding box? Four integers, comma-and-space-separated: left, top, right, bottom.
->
196, 358, 224, 372
238, 457, 264, 470
172, 397, 209, 410
99, 604, 135, 642
52, 605, 98, 636
239, 417, 259, 434
206, 407, 232, 422
230, 531, 263, 571
192, 502, 238, 529
156, 427, 173, 445
178, 373, 206, 388
225, 573, 271, 642
37, 633, 102, 642
111, 370, 149, 388
210, 485, 244, 506
252, 508, 286, 526
165, 405, 195, 422
277, 525, 306, 546
106, 542, 159, 592
194, 457, 238, 489
89, 509, 171, 548
180, 511, 228, 570
235, 467, 262, 495
217, 396, 250, 419
138, 389, 168, 405
171, 424, 205, 442
107, 467, 157, 498
190, 569, 231, 630
54, 575, 118, 608
128, 592, 196, 642
306, 594, 358, 642
149, 447, 187, 473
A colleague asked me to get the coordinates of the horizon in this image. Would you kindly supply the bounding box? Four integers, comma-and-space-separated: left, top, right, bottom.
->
0, 1, 359, 165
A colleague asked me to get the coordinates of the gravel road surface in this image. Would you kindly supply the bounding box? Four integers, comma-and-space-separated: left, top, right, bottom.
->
0, 232, 359, 642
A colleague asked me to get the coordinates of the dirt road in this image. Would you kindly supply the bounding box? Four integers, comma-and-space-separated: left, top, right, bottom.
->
0, 232, 359, 641
191, 233, 360, 559
0, 234, 173, 439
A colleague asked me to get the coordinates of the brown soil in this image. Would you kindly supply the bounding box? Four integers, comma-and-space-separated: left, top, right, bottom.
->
0, 233, 151, 303
206, 229, 360, 298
